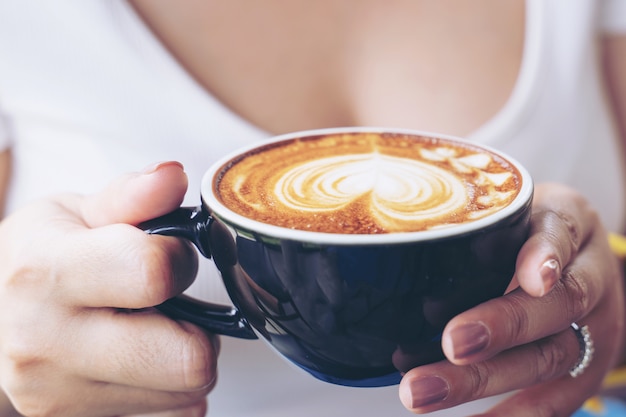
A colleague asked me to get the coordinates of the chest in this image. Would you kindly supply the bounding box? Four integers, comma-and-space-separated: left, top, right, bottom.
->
130, 1, 524, 135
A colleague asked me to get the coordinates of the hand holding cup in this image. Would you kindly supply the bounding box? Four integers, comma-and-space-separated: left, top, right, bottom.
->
0, 162, 218, 417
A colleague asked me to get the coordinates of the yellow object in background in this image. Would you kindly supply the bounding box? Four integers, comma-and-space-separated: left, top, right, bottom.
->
581, 397, 606, 414
604, 367, 626, 391
609, 233, 626, 259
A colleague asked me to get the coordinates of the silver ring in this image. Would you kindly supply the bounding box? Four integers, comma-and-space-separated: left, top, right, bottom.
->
569, 322, 594, 378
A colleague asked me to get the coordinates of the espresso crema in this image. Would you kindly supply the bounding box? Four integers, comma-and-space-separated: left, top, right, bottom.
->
215, 133, 522, 234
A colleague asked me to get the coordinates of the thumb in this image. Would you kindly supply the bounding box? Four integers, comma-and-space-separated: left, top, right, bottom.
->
81, 161, 189, 228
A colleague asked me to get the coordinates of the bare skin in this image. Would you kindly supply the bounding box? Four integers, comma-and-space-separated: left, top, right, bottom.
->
0, 162, 216, 417
129, 0, 524, 136
603, 34, 626, 169
0, 150, 10, 218
1, 1, 625, 417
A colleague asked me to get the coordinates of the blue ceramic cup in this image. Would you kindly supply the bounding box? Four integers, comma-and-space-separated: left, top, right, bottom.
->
141, 128, 534, 387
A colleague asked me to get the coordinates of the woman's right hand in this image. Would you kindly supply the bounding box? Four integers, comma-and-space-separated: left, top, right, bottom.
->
0, 162, 218, 417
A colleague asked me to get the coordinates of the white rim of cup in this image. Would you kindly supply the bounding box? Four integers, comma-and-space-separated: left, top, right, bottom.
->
202, 127, 534, 246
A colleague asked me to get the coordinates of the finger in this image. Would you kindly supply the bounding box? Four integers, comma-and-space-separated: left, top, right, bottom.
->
1, 310, 215, 417
405, 228, 623, 414
8, 374, 211, 417
123, 398, 208, 417
80, 161, 188, 228
472, 322, 615, 417
399, 327, 582, 413
441, 224, 607, 365
45, 223, 198, 308
474, 381, 594, 417
401, 291, 618, 416
67, 309, 218, 392
515, 184, 598, 297
26, 162, 197, 308
94, 392, 209, 417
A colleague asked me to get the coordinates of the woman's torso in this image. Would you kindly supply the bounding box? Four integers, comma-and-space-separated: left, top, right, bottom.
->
129, 0, 524, 137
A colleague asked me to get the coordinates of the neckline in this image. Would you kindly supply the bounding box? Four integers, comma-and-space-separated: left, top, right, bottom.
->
116, 0, 541, 143
113, 0, 269, 138
468, 0, 543, 144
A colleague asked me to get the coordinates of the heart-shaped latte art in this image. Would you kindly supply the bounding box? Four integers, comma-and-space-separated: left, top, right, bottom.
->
274, 154, 469, 226
216, 134, 520, 234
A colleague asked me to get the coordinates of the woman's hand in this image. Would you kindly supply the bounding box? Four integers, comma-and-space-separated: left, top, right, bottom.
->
399, 182, 626, 416
0, 162, 218, 417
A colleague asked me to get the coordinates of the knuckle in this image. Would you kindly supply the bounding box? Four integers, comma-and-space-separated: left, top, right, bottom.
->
3, 375, 63, 417
14, 402, 63, 417
559, 270, 590, 321
1, 347, 58, 416
541, 209, 582, 254
3, 253, 49, 293
555, 210, 582, 248
4, 344, 41, 374
464, 362, 491, 400
532, 338, 570, 382
500, 291, 532, 341
3, 328, 45, 373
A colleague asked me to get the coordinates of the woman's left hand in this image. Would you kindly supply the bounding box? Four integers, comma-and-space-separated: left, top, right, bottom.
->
399, 182, 626, 416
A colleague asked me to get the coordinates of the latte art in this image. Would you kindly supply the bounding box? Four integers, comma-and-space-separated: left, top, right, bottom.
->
275, 154, 470, 227
216, 133, 522, 234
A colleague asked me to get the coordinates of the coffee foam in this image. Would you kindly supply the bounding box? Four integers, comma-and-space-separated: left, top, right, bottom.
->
216, 133, 521, 234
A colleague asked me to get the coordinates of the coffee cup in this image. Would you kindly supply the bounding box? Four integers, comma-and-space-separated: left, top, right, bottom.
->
141, 127, 533, 387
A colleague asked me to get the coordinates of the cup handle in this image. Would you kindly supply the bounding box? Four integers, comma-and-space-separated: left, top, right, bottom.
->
139, 207, 257, 340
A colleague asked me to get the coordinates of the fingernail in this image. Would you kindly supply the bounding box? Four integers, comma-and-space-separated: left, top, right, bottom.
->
400, 376, 449, 408
141, 161, 184, 174
539, 259, 560, 295
449, 322, 490, 360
